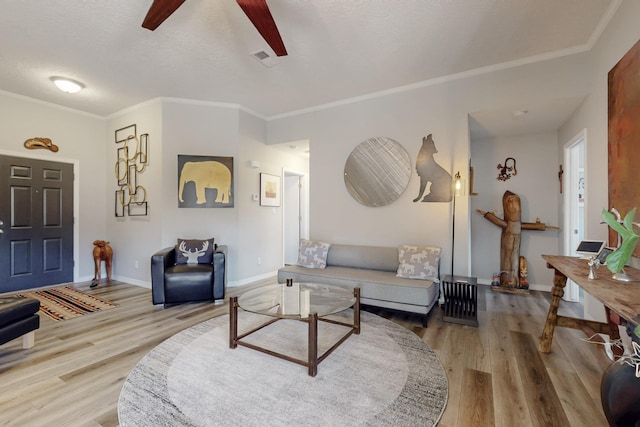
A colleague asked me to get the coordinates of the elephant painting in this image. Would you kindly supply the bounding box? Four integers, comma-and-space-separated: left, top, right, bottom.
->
178, 155, 234, 207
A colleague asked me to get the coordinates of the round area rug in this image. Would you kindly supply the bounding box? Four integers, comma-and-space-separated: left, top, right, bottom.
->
118, 310, 448, 426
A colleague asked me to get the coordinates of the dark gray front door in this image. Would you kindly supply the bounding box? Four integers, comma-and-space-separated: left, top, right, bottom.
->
0, 155, 74, 292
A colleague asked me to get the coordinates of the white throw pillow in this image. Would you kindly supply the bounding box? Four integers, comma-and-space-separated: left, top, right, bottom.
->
297, 239, 331, 269
396, 245, 441, 281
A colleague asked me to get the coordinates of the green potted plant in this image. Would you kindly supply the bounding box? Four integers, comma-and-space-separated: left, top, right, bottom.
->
601, 208, 639, 279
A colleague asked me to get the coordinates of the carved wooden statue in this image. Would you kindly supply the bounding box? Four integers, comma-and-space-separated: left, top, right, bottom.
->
519, 256, 529, 288
477, 191, 557, 290
91, 240, 113, 288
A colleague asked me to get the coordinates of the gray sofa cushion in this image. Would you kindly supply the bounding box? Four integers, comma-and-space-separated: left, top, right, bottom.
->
278, 264, 436, 306
326, 244, 398, 272
297, 239, 330, 268
396, 245, 441, 281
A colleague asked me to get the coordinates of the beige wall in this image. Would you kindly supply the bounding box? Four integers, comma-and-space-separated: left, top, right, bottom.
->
1, 1, 638, 292
237, 110, 309, 284
105, 99, 308, 286
106, 99, 163, 286
0, 91, 107, 282
0, 93, 308, 287
266, 1, 639, 289
267, 53, 593, 287
558, 0, 640, 319
471, 132, 560, 287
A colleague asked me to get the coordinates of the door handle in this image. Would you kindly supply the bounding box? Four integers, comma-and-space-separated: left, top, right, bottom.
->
0, 219, 3, 234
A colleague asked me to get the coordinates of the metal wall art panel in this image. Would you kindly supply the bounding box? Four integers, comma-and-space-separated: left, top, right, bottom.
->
412, 134, 452, 203
344, 137, 411, 207
113, 126, 148, 217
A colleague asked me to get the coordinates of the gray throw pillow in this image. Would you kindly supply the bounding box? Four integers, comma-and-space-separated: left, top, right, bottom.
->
175, 238, 215, 264
297, 239, 330, 269
396, 245, 441, 281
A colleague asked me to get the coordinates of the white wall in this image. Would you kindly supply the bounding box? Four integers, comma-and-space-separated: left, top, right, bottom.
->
106, 99, 163, 286
1, 0, 638, 296
158, 100, 240, 284
267, 53, 593, 279
558, 0, 640, 320
470, 132, 560, 289
105, 99, 309, 287
0, 91, 107, 282
236, 110, 309, 285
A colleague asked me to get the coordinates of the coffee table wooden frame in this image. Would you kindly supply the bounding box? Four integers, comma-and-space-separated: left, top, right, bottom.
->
229, 287, 360, 377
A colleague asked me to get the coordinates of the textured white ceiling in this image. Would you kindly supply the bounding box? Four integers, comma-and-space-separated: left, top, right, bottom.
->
468, 95, 589, 140
0, 0, 619, 119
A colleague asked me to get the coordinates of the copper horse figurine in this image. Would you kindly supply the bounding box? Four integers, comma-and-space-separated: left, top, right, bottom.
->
91, 240, 113, 288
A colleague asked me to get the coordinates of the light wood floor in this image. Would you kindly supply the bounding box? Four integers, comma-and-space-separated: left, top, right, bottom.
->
0, 280, 612, 426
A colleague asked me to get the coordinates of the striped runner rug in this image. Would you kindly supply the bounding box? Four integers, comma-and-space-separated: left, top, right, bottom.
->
17, 286, 118, 321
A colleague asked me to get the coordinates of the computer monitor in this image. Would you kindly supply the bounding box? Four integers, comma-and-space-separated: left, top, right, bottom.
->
575, 240, 606, 258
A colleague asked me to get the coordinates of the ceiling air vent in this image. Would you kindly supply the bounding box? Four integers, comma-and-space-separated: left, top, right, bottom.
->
251, 50, 277, 68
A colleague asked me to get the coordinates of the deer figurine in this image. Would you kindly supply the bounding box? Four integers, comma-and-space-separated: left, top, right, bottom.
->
91, 240, 113, 288
179, 240, 209, 264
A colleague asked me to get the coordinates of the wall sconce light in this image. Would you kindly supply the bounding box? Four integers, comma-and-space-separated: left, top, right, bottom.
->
454, 171, 462, 197
50, 76, 85, 94
249, 160, 260, 168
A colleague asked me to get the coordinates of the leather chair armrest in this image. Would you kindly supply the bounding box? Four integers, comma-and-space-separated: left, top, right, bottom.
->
151, 247, 175, 305
213, 245, 227, 300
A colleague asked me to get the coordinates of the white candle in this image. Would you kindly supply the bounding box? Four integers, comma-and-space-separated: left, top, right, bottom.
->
281, 282, 300, 314
300, 289, 310, 318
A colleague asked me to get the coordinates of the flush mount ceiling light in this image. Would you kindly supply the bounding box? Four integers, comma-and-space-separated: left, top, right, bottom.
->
50, 76, 85, 93
512, 110, 528, 118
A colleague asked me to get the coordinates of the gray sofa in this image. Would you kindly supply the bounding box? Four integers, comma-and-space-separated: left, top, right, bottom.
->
277, 243, 440, 326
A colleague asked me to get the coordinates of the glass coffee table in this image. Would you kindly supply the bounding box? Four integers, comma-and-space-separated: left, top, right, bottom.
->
229, 283, 360, 377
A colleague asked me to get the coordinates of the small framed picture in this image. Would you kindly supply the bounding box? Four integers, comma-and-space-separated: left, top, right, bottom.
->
260, 173, 281, 207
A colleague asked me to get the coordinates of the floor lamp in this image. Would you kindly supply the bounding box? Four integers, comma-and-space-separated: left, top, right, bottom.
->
451, 171, 462, 275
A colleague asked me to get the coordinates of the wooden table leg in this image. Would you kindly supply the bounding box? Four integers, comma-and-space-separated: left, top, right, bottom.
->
604, 306, 624, 358
308, 312, 318, 377
539, 268, 567, 353
229, 296, 238, 349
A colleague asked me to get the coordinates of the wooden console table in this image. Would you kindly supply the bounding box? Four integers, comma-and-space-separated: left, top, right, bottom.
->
539, 255, 640, 353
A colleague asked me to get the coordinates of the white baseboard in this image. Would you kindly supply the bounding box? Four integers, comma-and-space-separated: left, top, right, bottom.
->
228, 271, 277, 288
88, 272, 552, 293
86, 272, 276, 290
475, 277, 550, 292
113, 275, 151, 288
80, 274, 151, 289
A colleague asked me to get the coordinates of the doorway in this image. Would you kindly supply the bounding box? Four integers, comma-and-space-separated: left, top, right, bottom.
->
562, 131, 586, 302
283, 170, 306, 265
0, 155, 74, 292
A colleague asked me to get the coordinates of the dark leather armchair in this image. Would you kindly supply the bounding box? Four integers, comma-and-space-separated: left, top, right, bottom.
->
151, 244, 227, 305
